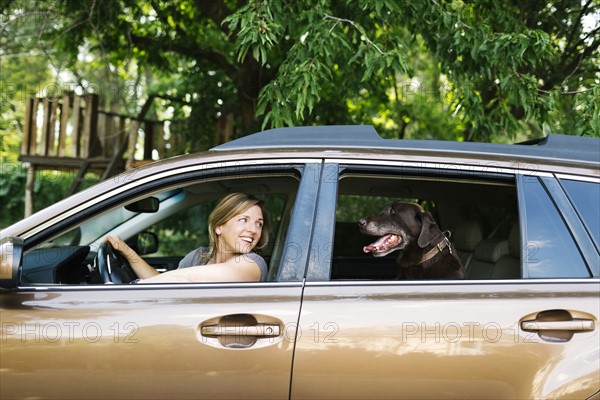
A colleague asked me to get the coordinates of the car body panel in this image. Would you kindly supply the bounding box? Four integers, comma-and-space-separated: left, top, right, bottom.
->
1, 283, 303, 400
291, 281, 600, 400
293, 157, 599, 399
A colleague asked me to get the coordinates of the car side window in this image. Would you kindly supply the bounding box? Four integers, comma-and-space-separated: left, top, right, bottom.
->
332, 171, 519, 280
522, 177, 590, 278
560, 179, 600, 249
19, 172, 300, 285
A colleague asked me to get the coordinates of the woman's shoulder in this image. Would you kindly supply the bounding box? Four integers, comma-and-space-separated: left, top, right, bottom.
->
243, 252, 268, 281
180, 248, 267, 281
178, 247, 209, 269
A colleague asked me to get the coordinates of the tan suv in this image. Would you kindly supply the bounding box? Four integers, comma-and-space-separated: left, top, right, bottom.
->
1, 125, 599, 400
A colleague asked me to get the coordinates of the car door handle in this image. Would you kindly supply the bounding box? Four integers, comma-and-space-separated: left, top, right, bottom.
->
201, 324, 280, 337
520, 309, 596, 343
197, 314, 283, 349
521, 319, 595, 332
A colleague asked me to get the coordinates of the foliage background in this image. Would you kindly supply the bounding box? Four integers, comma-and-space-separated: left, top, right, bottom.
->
1, 0, 599, 228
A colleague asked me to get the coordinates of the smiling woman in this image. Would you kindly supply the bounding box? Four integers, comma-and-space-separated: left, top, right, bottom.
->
107, 193, 270, 283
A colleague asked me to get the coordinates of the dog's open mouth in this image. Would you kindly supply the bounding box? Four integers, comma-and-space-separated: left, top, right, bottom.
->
363, 234, 402, 256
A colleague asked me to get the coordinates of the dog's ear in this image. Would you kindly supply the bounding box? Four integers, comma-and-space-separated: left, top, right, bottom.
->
417, 212, 439, 248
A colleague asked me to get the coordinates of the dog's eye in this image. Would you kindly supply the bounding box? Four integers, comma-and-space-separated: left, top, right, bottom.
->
388, 207, 395, 215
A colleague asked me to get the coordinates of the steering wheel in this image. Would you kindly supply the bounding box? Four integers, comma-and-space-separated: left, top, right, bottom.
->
96, 242, 137, 284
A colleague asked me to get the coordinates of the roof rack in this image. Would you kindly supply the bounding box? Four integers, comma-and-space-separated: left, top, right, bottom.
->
211, 125, 600, 164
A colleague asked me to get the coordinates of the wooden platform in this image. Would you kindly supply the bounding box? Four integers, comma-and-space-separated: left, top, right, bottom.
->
18, 92, 184, 215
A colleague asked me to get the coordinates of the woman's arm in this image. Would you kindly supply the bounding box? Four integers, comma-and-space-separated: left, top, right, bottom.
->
106, 236, 160, 279
139, 254, 261, 283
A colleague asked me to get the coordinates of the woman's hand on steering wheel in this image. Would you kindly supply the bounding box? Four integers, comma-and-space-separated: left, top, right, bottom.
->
96, 237, 137, 284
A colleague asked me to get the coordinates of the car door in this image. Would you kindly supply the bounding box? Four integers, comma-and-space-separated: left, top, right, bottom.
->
290, 161, 600, 400
1, 161, 321, 400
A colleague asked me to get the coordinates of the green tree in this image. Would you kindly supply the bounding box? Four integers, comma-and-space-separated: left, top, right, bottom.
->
1, 3, 54, 162
2, 0, 599, 149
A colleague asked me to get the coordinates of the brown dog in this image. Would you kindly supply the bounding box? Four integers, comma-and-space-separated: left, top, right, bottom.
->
358, 202, 465, 279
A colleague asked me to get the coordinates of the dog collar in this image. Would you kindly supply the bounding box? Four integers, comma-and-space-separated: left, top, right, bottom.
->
418, 231, 453, 265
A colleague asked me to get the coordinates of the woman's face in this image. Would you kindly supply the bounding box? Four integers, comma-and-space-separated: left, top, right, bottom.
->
215, 205, 264, 255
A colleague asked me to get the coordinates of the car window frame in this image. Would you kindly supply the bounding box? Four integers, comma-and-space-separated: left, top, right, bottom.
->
15, 160, 324, 287
311, 159, 599, 282
311, 159, 520, 282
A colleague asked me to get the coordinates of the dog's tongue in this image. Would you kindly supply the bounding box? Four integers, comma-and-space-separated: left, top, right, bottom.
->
363, 234, 400, 254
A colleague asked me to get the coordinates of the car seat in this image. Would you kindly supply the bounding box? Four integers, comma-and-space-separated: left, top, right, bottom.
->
467, 238, 510, 279
453, 220, 484, 276
491, 224, 521, 279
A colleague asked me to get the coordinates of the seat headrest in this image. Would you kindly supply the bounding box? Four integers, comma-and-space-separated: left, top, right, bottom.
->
474, 238, 510, 263
454, 220, 484, 251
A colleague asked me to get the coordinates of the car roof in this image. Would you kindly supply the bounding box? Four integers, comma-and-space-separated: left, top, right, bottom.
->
3, 126, 597, 240
211, 125, 600, 165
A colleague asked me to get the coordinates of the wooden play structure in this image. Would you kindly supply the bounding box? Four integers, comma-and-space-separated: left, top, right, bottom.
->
19, 91, 185, 216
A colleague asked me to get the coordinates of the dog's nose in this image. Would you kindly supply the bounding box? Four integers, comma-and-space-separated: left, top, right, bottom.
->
358, 219, 366, 227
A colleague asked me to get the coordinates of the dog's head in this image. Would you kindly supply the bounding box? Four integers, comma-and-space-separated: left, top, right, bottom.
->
358, 202, 441, 257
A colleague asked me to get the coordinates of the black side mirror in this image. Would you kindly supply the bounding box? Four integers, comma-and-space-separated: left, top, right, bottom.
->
125, 197, 159, 213
127, 231, 159, 256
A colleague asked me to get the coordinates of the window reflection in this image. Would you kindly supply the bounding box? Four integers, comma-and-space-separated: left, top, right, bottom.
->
523, 179, 589, 278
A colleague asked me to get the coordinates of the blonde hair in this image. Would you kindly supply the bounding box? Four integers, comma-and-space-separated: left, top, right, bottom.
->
206, 193, 269, 261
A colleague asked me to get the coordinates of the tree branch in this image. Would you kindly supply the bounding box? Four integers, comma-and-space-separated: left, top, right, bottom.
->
538, 86, 596, 95
570, 25, 600, 53
129, 33, 238, 78
560, 38, 600, 87
323, 13, 385, 55
564, 0, 593, 52
560, 1, 598, 70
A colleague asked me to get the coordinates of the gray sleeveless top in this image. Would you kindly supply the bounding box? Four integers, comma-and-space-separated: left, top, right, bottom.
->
178, 247, 268, 282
